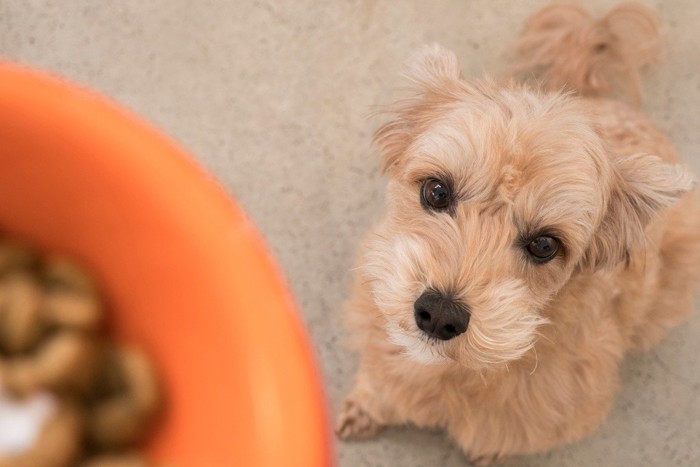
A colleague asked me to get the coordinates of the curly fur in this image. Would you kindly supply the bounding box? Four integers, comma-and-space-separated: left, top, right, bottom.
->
336, 3, 700, 462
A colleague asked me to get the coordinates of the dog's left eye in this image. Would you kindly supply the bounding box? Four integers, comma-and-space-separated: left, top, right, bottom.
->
526, 236, 560, 263
421, 178, 452, 211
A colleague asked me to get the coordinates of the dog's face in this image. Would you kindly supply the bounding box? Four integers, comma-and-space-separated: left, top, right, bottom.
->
361, 45, 694, 369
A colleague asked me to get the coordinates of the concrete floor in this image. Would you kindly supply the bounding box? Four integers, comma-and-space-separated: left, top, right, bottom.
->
2, 1, 699, 466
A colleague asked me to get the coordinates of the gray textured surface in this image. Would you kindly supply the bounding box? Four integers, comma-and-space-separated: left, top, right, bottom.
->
1, 1, 699, 466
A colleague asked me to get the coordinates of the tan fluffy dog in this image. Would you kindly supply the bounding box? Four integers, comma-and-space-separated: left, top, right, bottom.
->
337, 4, 700, 463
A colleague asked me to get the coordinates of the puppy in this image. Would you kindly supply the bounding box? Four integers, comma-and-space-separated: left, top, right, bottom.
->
337, 4, 700, 463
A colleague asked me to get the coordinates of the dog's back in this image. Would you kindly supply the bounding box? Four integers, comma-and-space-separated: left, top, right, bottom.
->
514, 3, 700, 351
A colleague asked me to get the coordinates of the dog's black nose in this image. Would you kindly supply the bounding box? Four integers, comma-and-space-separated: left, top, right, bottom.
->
414, 290, 470, 341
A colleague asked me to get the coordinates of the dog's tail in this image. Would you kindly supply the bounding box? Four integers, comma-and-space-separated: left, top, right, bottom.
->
511, 3, 661, 105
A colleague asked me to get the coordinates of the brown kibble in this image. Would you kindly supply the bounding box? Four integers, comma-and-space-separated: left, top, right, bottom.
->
43, 291, 103, 331
0, 241, 161, 464
86, 347, 160, 451
87, 397, 144, 450
79, 453, 148, 467
33, 332, 103, 396
0, 242, 37, 277
42, 257, 98, 297
3, 332, 103, 398
0, 358, 42, 398
0, 272, 43, 354
118, 347, 160, 416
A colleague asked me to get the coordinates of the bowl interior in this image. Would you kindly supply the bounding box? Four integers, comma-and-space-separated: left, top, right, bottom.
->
0, 64, 331, 466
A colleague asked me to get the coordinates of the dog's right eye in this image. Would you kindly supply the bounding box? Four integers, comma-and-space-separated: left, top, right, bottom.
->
421, 178, 452, 211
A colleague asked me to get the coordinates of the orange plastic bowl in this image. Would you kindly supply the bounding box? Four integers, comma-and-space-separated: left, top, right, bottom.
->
0, 63, 332, 466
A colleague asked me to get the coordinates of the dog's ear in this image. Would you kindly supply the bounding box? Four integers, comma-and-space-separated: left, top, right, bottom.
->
582, 153, 696, 268
374, 44, 463, 175
404, 43, 463, 90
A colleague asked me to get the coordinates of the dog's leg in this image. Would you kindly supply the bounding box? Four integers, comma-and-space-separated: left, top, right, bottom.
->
336, 363, 398, 440
632, 290, 694, 352
336, 396, 384, 440
467, 453, 508, 467
450, 429, 508, 466
630, 194, 700, 352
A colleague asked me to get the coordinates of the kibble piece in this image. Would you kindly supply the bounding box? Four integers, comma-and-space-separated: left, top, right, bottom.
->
3, 332, 102, 398
41, 257, 104, 331
79, 453, 147, 467
42, 258, 98, 297
43, 290, 103, 331
0, 243, 36, 277
35, 332, 102, 396
0, 272, 43, 354
86, 347, 160, 451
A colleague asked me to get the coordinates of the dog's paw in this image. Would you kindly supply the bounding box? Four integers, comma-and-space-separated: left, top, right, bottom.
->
335, 398, 384, 440
467, 452, 507, 466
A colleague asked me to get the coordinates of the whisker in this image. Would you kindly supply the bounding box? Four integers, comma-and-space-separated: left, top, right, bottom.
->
529, 346, 539, 375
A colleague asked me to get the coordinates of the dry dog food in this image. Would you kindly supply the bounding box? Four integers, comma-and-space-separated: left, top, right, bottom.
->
0, 240, 160, 467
